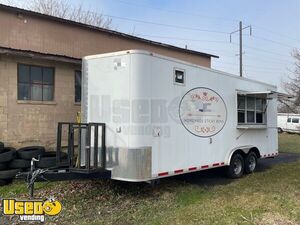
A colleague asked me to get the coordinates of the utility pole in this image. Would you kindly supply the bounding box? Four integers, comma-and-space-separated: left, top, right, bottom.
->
230, 21, 252, 77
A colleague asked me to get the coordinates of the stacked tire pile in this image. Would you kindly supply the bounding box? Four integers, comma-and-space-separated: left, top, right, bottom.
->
0, 142, 19, 186
0, 143, 67, 186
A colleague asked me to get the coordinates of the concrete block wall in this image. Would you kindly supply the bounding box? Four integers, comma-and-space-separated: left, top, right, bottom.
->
0, 55, 81, 148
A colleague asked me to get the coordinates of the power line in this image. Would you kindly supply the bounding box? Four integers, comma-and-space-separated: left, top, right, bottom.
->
136, 33, 294, 62
249, 35, 296, 48
108, 0, 239, 23
102, 14, 229, 34
252, 25, 300, 43
214, 61, 287, 71
106, 0, 300, 44
136, 34, 230, 44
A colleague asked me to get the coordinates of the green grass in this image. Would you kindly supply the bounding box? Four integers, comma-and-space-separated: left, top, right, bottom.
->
0, 134, 299, 225
279, 133, 300, 153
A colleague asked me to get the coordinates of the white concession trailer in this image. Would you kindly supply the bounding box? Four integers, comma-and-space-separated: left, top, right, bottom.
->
81, 50, 279, 182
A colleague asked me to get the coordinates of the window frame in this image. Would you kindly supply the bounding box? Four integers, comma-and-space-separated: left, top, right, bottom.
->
237, 94, 267, 125
173, 68, 185, 86
74, 70, 82, 103
17, 63, 55, 102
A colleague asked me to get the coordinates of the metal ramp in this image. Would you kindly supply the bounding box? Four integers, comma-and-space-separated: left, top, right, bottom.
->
56, 122, 106, 173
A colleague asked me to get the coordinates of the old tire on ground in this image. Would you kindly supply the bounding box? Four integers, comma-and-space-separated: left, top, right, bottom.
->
0, 179, 13, 186
0, 163, 8, 170
17, 146, 45, 160
36, 151, 68, 169
9, 159, 31, 169
226, 153, 244, 179
0, 147, 17, 163
43, 151, 68, 159
0, 142, 4, 153
36, 157, 56, 168
0, 169, 21, 180
244, 152, 258, 174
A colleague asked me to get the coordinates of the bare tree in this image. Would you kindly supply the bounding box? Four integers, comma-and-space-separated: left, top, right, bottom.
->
279, 49, 300, 113
5, 0, 112, 29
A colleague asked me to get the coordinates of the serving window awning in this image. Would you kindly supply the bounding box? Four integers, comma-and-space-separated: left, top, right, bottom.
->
236, 90, 292, 100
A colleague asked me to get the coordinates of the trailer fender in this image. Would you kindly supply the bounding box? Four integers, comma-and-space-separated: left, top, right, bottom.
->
225, 146, 260, 165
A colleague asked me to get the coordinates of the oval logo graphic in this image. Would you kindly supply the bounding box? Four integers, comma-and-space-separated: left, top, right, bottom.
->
179, 87, 227, 137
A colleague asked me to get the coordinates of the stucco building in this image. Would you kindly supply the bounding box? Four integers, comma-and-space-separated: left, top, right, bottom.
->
0, 4, 217, 147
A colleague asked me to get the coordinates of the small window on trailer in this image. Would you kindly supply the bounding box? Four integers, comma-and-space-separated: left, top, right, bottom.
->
174, 69, 185, 85
292, 118, 299, 123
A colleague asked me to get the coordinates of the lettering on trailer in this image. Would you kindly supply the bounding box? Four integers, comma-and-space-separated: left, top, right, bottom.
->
179, 87, 227, 137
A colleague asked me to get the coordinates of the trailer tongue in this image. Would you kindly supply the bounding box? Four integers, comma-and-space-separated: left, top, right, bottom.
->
18, 122, 110, 197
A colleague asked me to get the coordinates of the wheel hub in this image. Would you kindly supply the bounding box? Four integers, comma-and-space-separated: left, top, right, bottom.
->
233, 159, 242, 175
248, 156, 256, 171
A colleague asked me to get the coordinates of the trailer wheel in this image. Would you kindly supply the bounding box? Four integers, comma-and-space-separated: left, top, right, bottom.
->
226, 153, 244, 179
244, 152, 257, 174
277, 127, 283, 133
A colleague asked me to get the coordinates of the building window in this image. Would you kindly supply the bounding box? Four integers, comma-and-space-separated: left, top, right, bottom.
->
18, 64, 54, 101
237, 95, 266, 124
75, 70, 82, 103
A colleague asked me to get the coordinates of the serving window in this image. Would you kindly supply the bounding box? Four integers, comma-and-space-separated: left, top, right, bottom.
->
237, 94, 266, 124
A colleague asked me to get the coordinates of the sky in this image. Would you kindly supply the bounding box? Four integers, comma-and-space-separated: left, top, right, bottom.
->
2, 0, 300, 91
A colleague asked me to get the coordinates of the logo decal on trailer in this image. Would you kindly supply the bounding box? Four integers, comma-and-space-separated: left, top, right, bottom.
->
179, 87, 227, 137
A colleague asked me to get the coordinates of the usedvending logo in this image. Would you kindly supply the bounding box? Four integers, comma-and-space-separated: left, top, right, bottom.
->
2, 197, 62, 222
179, 87, 227, 137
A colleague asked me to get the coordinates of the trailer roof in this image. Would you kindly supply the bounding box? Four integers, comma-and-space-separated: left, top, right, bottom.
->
84, 50, 277, 89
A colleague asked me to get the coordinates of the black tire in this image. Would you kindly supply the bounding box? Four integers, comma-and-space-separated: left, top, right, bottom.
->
8, 159, 31, 169
0, 179, 13, 186
278, 127, 283, 133
244, 152, 258, 174
17, 146, 45, 160
0, 169, 21, 179
36, 157, 56, 168
0, 163, 8, 170
0, 142, 4, 153
0, 147, 16, 163
226, 153, 245, 179
43, 151, 68, 159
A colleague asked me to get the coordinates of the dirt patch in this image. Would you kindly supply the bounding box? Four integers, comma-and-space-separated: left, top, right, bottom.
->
256, 212, 298, 225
